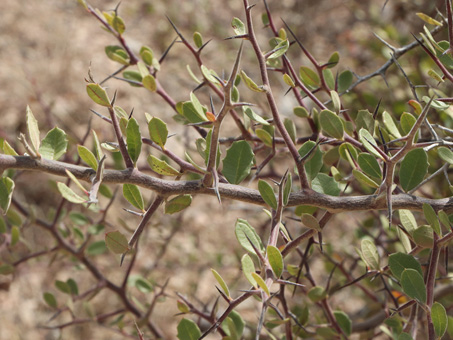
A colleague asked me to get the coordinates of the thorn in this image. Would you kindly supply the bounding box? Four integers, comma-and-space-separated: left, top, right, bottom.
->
159, 37, 178, 64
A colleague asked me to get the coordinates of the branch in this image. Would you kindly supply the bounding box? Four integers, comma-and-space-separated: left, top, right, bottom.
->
3, 155, 453, 213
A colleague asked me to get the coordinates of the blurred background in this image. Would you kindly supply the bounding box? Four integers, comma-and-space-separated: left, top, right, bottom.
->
0, 0, 447, 339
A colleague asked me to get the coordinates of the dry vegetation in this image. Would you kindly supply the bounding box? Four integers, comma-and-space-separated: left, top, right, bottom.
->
0, 0, 448, 339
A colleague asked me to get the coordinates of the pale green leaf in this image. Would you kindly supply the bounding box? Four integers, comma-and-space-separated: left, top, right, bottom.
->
211, 269, 230, 298
122, 184, 144, 211
26, 105, 40, 153
57, 182, 86, 204
39, 127, 68, 161
105, 230, 129, 254
267, 245, 283, 278
222, 141, 254, 184
148, 117, 168, 148
126, 118, 142, 166
399, 148, 428, 192
165, 195, 192, 214
147, 155, 180, 176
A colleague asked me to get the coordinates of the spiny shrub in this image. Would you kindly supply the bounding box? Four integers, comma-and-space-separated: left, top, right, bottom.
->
1, 0, 453, 339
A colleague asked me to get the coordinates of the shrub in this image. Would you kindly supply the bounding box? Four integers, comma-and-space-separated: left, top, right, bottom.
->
1, 0, 453, 339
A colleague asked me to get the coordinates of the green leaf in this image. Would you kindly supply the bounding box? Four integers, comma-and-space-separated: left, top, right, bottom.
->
438, 146, 453, 164
177, 318, 201, 340
423, 203, 441, 235
438, 210, 451, 229
399, 148, 428, 192
323, 68, 335, 89
400, 112, 417, 137
400, 268, 427, 304
337, 70, 353, 92
268, 39, 289, 59
301, 213, 321, 232
3, 140, 18, 156
92, 130, 104, 160
251, 272, 270, 296
358, 153, 382, 180
293, 106, 309, 118
9, 225, 19, 246
382, 111, 401, 138
135, 277, 153, 293
147, 155, 180, 176
66, 278, 79, 295
267, 245, 283, 278
148, 117, 168, 148
431, 302, 448, 338
57, 182, 86, 204
256, 128, 273, 147
105, 230, 129, 254
193, 31, 203, 48
319, 109, 344, 139
222, 311, 245, 339
231, 17, 246, 35
388, 252, 422, 280
399, 209, 417, 233
86, 83, 111, 107
78, 145, 98, 171
398, 333, 414, 340
200, 65, 220, 85
258, 180, 277, 210
413, 225, 433, 248
283, 172, 292, 206
126, 118, 142, 166
353, 169, 380, 188
123, 70, 142, 86
142, 74, 157, 92
26, 105, 40, 153
55, 280, 71, 294
333, 311, 352, 336
355, 110, 374, 133
140, 46, 154, 66
39, 127, 68, 161
284, 118, 297, 143
298, 141, 323, 182
181, 101, 208, 123
312, 173, 340, 196
122, 184, 144, 211
105, 45, 129, 65
308, 286, 326, 302
361, 238, 380, 270
416, 12, 442, 26
165, 195, 192, 214
43, 292, 57, 308
222, 141, 254, 184
243, 106, 269, 125
211, 268, 230, 298
299, 66, 320, 90
241, 254, 257, 288
359, 129, 383, 160
0, 177, 14, 215
240, 70, 266, 92
235, 218, 264, 256
327, 51, 340, 68
283, 73, 295, 87
86, 240, 107, 256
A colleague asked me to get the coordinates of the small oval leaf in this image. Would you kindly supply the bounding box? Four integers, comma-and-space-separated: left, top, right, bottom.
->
267, 245, 283, 278
258, 180, 277, 210
105, 230, 129, 254
86, 83, 111, 107
122, 184, 144, 211
400, 268, 427, 304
